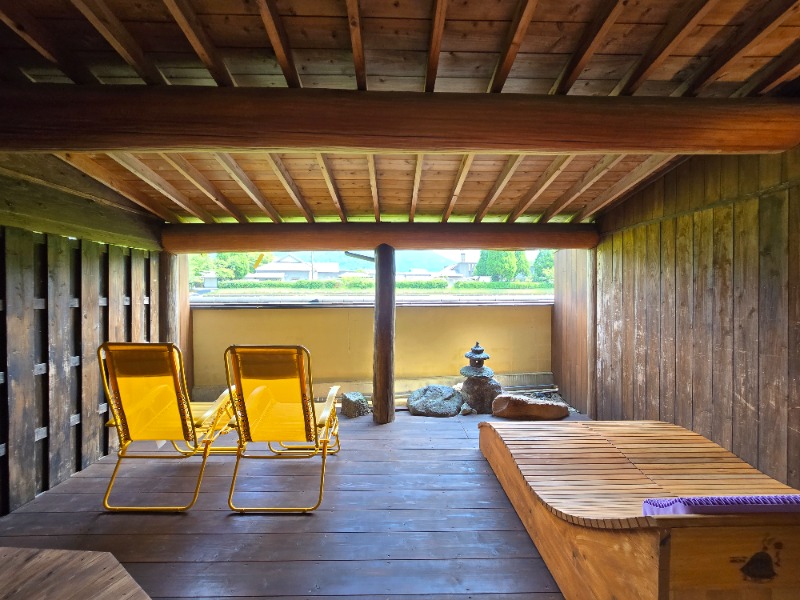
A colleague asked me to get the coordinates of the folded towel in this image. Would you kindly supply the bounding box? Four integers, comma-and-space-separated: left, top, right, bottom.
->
643, 494, 800, 516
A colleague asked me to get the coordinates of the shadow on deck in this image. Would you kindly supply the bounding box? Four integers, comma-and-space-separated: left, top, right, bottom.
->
0, 411, 587, 599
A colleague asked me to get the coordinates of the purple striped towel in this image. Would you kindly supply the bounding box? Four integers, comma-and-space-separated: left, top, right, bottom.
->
642, 495, 800, 516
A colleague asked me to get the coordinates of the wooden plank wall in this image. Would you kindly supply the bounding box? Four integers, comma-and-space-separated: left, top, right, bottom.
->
552, 248, 595, 417
587, 149, 800, 486
0, 226, 159, 514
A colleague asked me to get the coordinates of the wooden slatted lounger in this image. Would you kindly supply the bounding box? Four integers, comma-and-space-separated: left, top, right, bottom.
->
479, 420, 800, 600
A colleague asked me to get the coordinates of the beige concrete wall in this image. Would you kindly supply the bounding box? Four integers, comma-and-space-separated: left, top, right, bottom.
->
192, 304, 551, 390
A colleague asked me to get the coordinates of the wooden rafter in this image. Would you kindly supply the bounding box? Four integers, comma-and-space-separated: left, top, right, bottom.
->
264, 153, 314, 222
108, 152, 215, 223
367, 154, 380, 222
572, 154, 676, 222
733, 38, 800, 97
345, 0, 367, 91
474, 154, 525, 222
441, 153, 474, 223
617, 0, 720, 96
162, 223, 600, 253
6, 87, 799, 154
213, 152, 282, 223
71, 0, 167, 85
409, 154, 424, 222
162, 0, 235, 87
425, 0, 448, 93
256, 0, 300, 88
316, 153, 347, 222
159, 153, 246, 223
551, 0, 626, 95
0, 2, 97, 84
538, 154, 624, 223
677, 0, 800, 97
56, 153, 178, 222
506, 155, 575, 223
488, 0, 538, 93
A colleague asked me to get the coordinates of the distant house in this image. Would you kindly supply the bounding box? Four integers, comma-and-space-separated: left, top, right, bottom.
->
452, 252, 477, 277
245, 254, 340, 281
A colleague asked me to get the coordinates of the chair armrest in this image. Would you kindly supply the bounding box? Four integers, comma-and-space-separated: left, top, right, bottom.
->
315, 385, 340, 428
192, 388, 233, 428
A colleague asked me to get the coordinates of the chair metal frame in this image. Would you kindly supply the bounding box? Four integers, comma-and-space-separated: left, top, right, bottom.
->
224, 345, 340, 513
98, 342, 230, 512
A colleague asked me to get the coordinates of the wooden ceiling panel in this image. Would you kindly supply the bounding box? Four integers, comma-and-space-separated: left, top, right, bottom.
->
282, 16, 352, 50
363, 49, 426, 77
519, 22, 583, 54
362, 17, 429, 51
440, 19, 507, 53
443, 0, 518, 22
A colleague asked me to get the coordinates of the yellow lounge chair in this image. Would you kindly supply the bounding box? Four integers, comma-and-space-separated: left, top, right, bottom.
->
98, 342, 232, 512
224, 345, 340, 513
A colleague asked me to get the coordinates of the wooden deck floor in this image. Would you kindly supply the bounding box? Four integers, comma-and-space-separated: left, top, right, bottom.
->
0, 411, 576, 599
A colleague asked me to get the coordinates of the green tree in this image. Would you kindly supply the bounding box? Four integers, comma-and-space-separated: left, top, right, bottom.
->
188, 252, 272, 286
474, 250, 517, 282
531, 249, 554, 284
514, 251, 530, 280
189, 253, 214, 287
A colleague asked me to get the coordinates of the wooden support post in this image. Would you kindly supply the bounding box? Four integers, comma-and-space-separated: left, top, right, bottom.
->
373, 243, 395, 424
158, 252, 179, 344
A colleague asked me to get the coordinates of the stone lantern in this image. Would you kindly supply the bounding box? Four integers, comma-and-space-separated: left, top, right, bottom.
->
459, 341, 502, 414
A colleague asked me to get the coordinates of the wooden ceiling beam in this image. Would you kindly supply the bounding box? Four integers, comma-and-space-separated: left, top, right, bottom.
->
409, 154, 424, 222
572, 155, 677, 222
162, 0, 235, 87
162, 222, 600, 253
56, 153, 178, 222
506, 155, 575, 223
474, 154, 525, 223
345, 0, 367, 91
159, 153, 247, 222
256, 0, 300, 88
677, 0, 800, 97
488, 0, 538, 93
213, 152, 282, 223
551, 0, 626, 96
108, 152, 215, 223
2, 86, 800, 154
0, 2, 97, 84
264, 153, 314, 222
538, 154, 624, 223
733, 38, 800, 97
367, 154, 380, 222
425, 0, 448, 93
441, 153, 474, 223
617, 0, 720, 96
316, 153, 347, 222
71, 0, 166, 85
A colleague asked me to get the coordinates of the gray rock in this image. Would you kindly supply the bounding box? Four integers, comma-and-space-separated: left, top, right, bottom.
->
460, 402, 477, 416
341, 391, 371, 418
407, 385, 463, 418
492, 393, 569, 420
460, 377, 503, 414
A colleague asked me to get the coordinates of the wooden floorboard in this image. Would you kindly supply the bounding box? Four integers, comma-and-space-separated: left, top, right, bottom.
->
0, 411, 580, 599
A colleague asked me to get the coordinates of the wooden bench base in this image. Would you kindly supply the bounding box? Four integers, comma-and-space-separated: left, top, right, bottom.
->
480, 421, 800, 600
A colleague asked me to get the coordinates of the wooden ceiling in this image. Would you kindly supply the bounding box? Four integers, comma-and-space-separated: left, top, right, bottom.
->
1, 0, 800, 231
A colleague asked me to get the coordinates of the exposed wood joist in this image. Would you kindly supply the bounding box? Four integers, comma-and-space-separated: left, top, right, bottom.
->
425, 0, 448, 93
256, 0, 300, 88
345, 0, 366, 91
617, 0, 720, 96
315, 153, 347, 222
550, 0, 626, 95
367, 154, 380, 222
57, 152, 178, 222
161, 222, 600, 253
159, 153, 246, 222
488, 0, 538, 93
733, 38, 800, 97
409, 154, 424, 222
0, 2, 97, 84
70, 0, 167, 85
212, 152, 282, 223
572, 154, 677, 222
3, 87, 798, 154
163, 0, 235, 87
108, 152, 215, 223
506, 155, 575, 223
474, 154, 525, 223
538, 154, 624, 223
677, 0, 800, 97
264, 153, 314, 222
441, 153, 474, 223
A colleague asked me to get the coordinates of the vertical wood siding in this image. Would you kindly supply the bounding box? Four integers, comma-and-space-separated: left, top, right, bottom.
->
0, 227, 159, 513
585, 150, 800, 485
